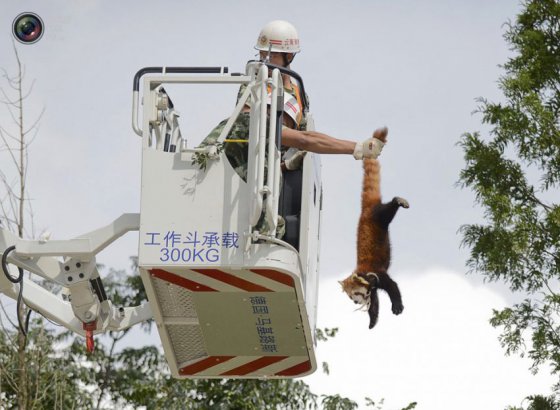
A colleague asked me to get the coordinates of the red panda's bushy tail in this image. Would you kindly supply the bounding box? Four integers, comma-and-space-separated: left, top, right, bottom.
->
356, 159, 382, 273
361, 159, 381, 213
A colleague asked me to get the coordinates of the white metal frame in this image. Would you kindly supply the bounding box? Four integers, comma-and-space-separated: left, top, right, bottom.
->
139, 63, 283, 238
0, 214, 151, 336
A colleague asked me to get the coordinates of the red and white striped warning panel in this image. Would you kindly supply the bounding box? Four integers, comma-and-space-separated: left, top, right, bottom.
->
178, 355, 312, 377
144, 267, 316, 378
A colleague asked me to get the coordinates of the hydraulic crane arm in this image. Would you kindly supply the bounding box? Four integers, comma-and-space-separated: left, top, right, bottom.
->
0, 214, 152, 340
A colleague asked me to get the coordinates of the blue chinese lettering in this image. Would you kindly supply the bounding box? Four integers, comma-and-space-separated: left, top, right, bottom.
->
144, 232, 161, 245
202, 232, 220, 248
184, 231, 200, 247
156, 229, 223, 263
163, 231, 182, 248
222, 232, 239, 249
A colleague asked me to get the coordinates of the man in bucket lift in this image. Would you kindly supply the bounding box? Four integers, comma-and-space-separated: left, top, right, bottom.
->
200, 20, 387, 180
247, 20, 387, 167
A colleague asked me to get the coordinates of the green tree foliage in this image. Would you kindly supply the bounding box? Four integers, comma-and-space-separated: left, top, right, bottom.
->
458, 0, 560, 401
507, 394, 560, 410
0, 317, 93, 409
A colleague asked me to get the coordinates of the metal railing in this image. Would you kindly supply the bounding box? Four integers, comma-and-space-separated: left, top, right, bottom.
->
132, 63, 284, 238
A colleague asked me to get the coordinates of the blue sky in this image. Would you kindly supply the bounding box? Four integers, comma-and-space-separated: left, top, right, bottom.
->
0, 1, 555, 408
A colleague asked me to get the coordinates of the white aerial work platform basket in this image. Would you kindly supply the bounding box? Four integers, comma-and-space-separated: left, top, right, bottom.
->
133, 63, 322, 378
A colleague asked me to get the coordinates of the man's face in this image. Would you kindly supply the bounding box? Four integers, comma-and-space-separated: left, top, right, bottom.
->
259, 51, 293, 67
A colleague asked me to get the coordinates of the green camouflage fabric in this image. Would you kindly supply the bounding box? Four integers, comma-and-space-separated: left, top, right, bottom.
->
199, 112, 251, 181
199, 112, 291, 181
198, 112, 285, 238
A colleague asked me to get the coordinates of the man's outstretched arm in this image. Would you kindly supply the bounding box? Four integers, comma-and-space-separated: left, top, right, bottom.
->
281, 127, 387, 159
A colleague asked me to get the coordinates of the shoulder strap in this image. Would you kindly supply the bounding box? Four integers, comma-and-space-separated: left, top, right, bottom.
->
290, 83, 304, 129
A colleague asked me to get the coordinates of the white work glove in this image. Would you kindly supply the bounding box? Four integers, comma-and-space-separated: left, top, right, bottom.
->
353, 137, 385, 160
284, 150, 307, 170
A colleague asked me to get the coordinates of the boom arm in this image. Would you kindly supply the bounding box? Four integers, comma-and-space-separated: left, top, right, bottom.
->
0, 214, 152, 338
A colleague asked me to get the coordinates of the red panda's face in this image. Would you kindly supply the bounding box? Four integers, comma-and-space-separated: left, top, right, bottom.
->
345, 286, 369, 305
339, 274, 369, 306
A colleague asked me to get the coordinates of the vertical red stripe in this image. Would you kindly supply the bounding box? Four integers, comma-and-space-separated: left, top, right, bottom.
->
179, 356, 235, 375
251, 269, 295, 288
274, 360, 312, 376
193, 269, 272, 292
220, 356, 288, 376
150, 269, 217, 292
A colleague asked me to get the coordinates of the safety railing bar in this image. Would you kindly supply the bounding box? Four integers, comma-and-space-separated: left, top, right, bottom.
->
216, 85, 252, 144
248, 65, 268, 227
264, 69, 281, 234
247, 83, 261, 227
132, 66, 238, 138
132, 91, 142, 136
256, 68, 269, 223
133, 66, 229, 92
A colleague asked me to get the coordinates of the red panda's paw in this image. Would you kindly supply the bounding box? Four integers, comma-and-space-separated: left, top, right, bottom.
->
392, 197, 409, 209
392, 301, 404, 315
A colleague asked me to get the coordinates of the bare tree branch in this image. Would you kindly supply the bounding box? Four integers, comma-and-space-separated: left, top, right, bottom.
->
0, 175, 20, 228
529, 192, 553, 211
0, 300, 19, 344
0, 125, 20, 144
0, 65, 21, 92
20, 79, 36, 103
23, 107, 45, 138
0, 85, 19, 106
0, 362, 19, 393
28, 200, 36, 240
0, 92, 22, 127
0, 130, 20, 171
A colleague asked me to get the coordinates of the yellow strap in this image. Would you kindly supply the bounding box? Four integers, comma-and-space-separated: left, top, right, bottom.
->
223, 139, 249, 143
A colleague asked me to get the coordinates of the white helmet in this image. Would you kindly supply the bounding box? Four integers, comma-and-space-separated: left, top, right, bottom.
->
255, 20, 300, 53
267, 93, 301, 127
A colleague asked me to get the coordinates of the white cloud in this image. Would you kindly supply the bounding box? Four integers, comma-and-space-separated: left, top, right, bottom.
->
306, 268, 555, 409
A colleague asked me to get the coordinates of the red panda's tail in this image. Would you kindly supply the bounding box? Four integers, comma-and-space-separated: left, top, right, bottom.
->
356, 159, 382, 274
361, 159, 381, 212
